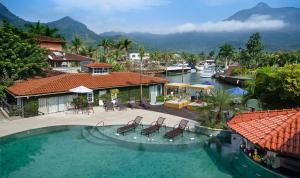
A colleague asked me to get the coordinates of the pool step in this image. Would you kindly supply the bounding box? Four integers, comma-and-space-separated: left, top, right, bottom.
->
81, 127, 115, 146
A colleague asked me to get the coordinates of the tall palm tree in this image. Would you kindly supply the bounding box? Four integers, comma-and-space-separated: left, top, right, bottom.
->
218, 43, 235, 69
120, 38, 132, 60
71, 36, 83, 54
99, 39, 111, 54
139, 46, 145, 101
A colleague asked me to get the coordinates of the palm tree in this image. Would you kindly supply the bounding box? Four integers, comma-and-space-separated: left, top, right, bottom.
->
99, 39, 111, 54
139, 46, 145, 101
71, 36, 83, 54
200, 90, 233, 124
120, 38, 132, 60
218, 43, 235, 69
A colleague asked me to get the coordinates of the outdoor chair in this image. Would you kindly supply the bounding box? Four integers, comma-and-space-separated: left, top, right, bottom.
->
141, 117, 166, 137
128, 97, 139, 109
164, 119, 189, 139
117, 116, 143, 135
140, 97, 151, 109
103, 100, 114, 111
116, 99, 127, 111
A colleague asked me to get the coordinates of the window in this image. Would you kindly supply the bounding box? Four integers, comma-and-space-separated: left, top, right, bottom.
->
93, 68, 109, 74
87, 92, 93, 103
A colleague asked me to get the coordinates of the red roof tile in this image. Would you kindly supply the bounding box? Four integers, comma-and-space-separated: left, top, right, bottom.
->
8, 72, 167, 97
228, 109, 300, 158
85, 62, 112, 68
35, 35, 65, 43
48, 51, 93, 62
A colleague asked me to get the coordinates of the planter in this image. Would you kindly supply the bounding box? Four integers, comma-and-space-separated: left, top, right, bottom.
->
194, 125, 232, 139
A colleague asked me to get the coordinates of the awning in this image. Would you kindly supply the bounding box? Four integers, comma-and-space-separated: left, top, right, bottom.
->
165, 83, 190, 89
188, 84, 214, 90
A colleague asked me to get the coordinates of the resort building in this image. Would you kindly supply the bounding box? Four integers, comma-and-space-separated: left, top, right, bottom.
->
6, 63, 167, 116
47, 50, 93, 73
129, 53, 150, 61
35, 35, 65, 51
35, 36, 93, 73
228, 109, 300, 173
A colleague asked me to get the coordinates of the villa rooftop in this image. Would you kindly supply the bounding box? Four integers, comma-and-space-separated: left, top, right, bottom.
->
8, 72, 167, 97
228, 108, 300, 158
35, 35, 65, 43
48, 50, 93, 62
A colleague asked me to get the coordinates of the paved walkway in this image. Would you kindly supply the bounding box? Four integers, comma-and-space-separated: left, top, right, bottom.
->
0, 107, 199, 137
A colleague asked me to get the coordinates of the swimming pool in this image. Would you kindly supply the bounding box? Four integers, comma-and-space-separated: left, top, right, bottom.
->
0, 126, 283, 178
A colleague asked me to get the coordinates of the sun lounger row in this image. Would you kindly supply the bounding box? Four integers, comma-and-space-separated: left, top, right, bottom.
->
104, 97, 151, 111
116, 116, 189, 139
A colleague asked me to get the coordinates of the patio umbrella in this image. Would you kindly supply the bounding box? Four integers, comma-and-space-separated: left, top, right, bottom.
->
226, 87, 248, 95
69, 86, 92, 93
201, 81, 216, 85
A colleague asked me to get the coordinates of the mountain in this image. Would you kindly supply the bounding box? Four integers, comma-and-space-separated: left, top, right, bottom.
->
46, 16, 101, 44
0, 3, 28, 28
1, 2, 300, 52
100, 2, 300, 52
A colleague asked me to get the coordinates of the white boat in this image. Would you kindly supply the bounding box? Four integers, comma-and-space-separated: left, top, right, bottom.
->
199, 67, 216, 78
196, 60, 216, 72
166, 63, 191, 72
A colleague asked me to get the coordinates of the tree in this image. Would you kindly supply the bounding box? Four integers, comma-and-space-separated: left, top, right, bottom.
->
120, 38, 132, 59
199, 90, 233, 126
218, 43, 235, 68
0, 22, 48, 99
70, 36, 83, 54
209, 50, 215, 58
251, 64, 300, 108
25, 21, 45, 35
240, 32, 264, 68
99, 39, 112, 54
25, 21, 61, 38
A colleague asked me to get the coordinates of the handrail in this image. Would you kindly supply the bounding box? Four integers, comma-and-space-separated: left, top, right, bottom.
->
96, 121, 104, 127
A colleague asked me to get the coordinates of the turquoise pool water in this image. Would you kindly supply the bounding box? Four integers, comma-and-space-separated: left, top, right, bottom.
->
0, 126, 283, 178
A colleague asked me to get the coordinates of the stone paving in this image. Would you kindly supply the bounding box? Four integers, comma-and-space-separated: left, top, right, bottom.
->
0, 107, 199, 137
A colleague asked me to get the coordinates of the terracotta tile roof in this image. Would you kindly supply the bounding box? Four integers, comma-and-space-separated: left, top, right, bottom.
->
85, 62, 113, 68
35, 35, 65, 43
8, 72, 167, 97
48, 50, 93, 62
228, 109, 300, 158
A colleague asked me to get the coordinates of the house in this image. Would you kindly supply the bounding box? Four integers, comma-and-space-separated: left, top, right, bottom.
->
35, 35, 65, 51
6, 63, 167, 116
129, 53, 150, 61
228, 109, 300, 173
48, 50, 93, 68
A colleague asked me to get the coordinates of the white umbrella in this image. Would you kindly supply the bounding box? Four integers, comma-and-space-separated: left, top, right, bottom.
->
69, 86, 92, 93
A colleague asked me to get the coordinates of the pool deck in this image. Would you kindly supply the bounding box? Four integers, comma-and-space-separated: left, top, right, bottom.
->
0, 107, 199, 137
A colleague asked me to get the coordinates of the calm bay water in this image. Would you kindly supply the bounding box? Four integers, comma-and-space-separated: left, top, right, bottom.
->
164, 72, 233, 90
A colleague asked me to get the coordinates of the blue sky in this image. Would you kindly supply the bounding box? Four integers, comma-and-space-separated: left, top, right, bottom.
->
1, 0, 299, 34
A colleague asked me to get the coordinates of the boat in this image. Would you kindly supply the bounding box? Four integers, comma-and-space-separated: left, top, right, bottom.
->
199, 68, 216, 78
166, 63, 191, 73
196, 60, 216, 72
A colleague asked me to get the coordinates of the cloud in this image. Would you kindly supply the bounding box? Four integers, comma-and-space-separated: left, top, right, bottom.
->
51, 0, 169, 13
175, 15, 286, 33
